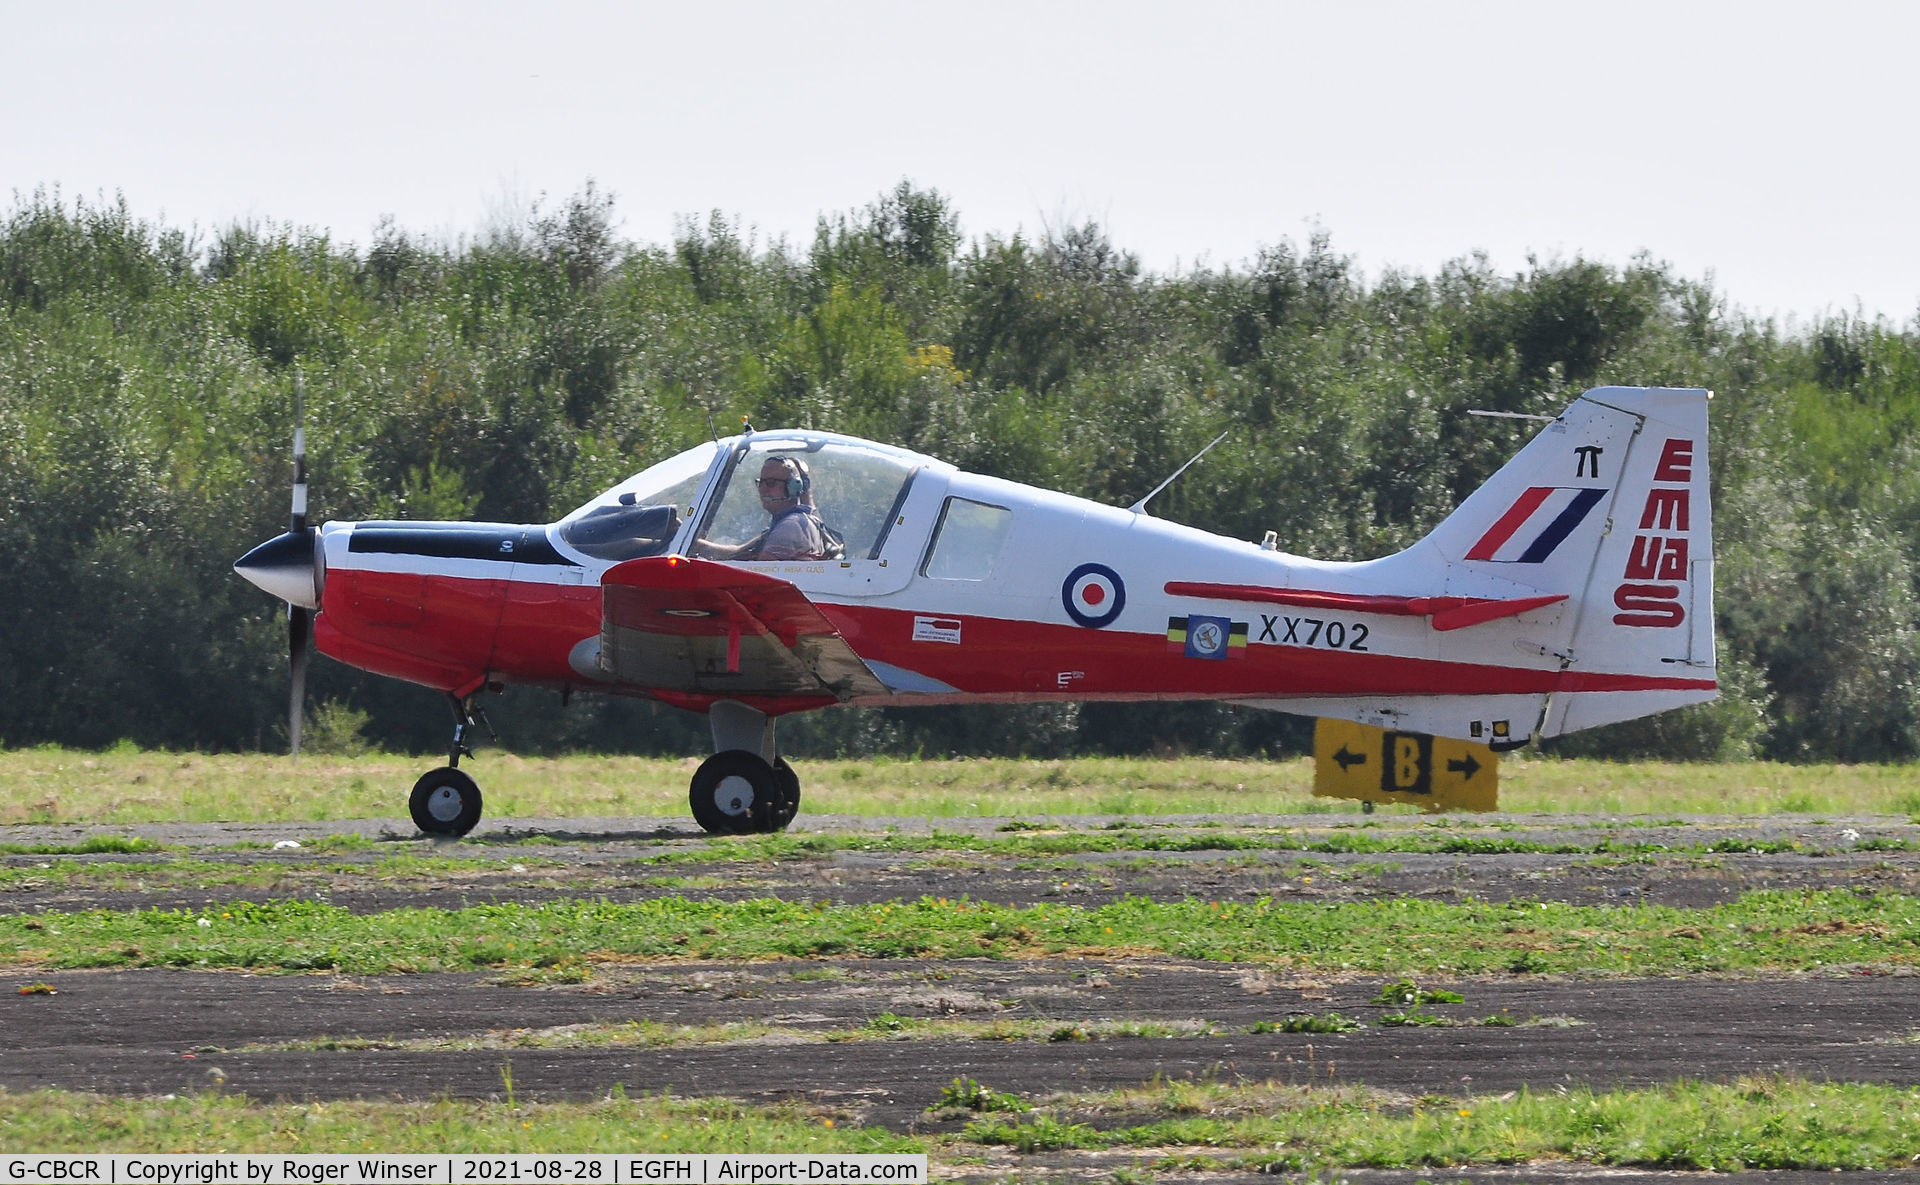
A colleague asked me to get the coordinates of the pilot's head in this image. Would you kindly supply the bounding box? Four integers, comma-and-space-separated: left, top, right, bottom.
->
757, 455, 808, 512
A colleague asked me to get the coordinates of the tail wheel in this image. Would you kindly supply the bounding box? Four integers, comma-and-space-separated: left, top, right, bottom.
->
770, 757, 802, 831
410, 767, 483, 837
690, 750, 777, 835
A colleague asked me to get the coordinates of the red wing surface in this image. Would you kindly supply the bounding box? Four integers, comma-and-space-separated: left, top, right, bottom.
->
599, 557, 887, 699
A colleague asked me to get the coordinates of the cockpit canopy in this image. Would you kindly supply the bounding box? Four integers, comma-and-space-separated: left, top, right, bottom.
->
694, 437, 920, 561
557, 435, 927, 564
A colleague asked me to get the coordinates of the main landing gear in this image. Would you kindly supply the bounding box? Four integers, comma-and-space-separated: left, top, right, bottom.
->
401, 696, 801, 839
409, 694, 492, 837
689, 700, 801, 835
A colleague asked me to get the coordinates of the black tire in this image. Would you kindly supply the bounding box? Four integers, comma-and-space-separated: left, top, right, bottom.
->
689, 750, 777, 835
410, 767, 483, 837
770, 756, 802, 831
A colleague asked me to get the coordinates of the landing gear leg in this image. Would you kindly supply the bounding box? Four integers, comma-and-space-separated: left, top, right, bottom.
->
410, 693, 493, 838
446, 694, 494, 769
690, 701, 800, 835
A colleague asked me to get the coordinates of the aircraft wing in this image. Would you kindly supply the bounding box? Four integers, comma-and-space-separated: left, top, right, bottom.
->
598, 557, 889, 699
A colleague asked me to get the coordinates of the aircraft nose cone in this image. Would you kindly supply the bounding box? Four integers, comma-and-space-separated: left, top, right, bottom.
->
234, 529, 320, 609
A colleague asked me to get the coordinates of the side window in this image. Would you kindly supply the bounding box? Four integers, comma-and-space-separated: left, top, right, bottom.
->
921, 498, 1012, 580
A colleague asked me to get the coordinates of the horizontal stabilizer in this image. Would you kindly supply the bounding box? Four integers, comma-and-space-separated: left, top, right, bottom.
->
1164, 581, 1566, 631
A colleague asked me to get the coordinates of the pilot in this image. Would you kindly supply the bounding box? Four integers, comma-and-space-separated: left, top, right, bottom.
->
700, 455, 829, 561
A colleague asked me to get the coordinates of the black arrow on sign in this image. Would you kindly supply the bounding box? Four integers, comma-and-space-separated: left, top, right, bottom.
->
1333, 745, 1367, 771
1447, 754, 1482, 779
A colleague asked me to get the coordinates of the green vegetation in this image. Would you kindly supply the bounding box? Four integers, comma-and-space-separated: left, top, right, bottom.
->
959, 1077, 1920, 1171
13, 1078, 1909, 1170
7, 749, 1920, 824
1255, 1012, 1364, 1034
0, 851, 566, 893
1371, 979, 1465, 1007
5, 186, 1920, 762
932, 1077, 1030, 1113
0, 836, 164, 855
0, 1089, 915, 1154
4, 890, 1915, 975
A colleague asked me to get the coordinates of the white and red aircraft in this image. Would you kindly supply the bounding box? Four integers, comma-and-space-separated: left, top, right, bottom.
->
235, 384, 1716, 836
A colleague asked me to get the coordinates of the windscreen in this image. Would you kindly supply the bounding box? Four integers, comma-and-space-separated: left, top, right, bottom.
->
558, 442, 717, 561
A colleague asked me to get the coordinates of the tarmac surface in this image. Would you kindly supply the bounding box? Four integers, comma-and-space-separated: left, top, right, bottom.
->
6, 812, 1920, 1182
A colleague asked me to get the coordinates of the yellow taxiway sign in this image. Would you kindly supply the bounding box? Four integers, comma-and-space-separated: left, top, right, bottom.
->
1312, 719, 1499, 812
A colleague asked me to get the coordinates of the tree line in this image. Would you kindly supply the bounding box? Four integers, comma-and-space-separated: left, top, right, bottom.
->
3, 182, 1917, 762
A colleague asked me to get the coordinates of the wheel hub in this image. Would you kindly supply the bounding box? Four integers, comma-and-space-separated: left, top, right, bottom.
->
713, 774, 756, 815
427, 785, 465, 822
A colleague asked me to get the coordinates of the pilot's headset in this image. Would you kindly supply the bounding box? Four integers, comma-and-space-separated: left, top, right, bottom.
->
766, 455, 811, 501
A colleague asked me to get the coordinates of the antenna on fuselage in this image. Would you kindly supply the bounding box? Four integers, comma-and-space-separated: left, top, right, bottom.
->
1128, 429, 1230, 516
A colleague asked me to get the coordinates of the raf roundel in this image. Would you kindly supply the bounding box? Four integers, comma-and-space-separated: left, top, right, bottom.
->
1062, 562, 1126, 628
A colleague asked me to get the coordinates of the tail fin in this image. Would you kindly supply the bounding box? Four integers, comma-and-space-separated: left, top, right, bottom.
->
1543, 387, 1716, 733
1384, 386, 1717, 738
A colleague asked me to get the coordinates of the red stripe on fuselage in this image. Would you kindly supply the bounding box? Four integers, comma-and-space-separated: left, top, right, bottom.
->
316, 568, 1714, 703
815, 604, 1711, 702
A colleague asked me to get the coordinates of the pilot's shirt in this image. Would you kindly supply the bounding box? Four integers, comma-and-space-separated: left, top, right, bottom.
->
760, 506, 826, 560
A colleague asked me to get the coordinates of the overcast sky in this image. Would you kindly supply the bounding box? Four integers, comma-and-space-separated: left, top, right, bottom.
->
7, 0, 1916, 324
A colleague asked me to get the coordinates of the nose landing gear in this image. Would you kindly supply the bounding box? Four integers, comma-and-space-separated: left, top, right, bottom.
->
409, 694, 493, 838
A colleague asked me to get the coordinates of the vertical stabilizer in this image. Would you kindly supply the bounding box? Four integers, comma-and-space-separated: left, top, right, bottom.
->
1352, 386, 1717, 742
1541, 386, 1716, 733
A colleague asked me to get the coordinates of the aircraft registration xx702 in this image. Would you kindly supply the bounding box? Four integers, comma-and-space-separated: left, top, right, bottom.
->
235, 385, 1716, 836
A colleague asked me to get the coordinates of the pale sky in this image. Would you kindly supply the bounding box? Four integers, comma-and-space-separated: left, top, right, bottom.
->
7, 0, 1917, 325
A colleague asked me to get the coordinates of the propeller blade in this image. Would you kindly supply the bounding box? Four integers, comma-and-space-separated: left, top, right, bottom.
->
289, 605, 311, 758
290, 375, 307, 534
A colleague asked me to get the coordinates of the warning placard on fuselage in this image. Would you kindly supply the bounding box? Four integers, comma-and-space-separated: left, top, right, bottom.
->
1312, 719, 1498, 812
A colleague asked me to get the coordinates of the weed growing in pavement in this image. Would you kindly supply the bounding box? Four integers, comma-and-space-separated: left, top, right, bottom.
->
1376, 1010, 1448, 1027
1370, 979, 1465, 1007
931, 1077, 1029, 1113
1251, 1013, 1363, 1034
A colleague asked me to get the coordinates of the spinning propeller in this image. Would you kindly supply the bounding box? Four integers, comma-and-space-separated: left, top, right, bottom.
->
233, 379, 321, 757
287, 385, 311, 757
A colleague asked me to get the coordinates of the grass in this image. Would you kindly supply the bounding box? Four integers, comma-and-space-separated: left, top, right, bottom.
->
648, 826, 1870, 863
0, 828, 1898, 893
961, 1077, 1920, 1171
0, 1088, 915, 1153
9, 745, 1920, 1169
0, 852, 571, 893
4, 890, 1917, 975
7, 748, 1920, 825
5, 1079, 1920, 1170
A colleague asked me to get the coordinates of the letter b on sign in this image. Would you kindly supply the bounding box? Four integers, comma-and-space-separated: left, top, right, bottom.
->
1383, 732, 1432, 794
